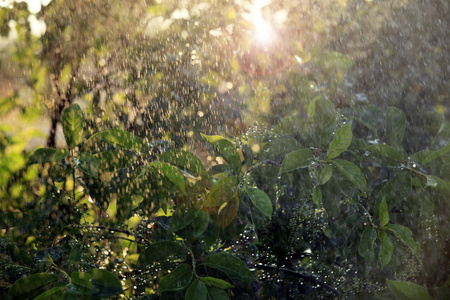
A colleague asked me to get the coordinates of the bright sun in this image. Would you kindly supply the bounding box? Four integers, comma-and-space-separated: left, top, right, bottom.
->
249, 0, 276, 45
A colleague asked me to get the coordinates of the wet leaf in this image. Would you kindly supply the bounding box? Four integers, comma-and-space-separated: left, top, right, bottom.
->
214, 196, 239, 228
171, 210, 195, 232
375, 173, 412, 212
204, 176, 237, 208
150, 161, 186, 194
368, 144, 407, 161
280, 149, 314, 173
158, 264, 193, 292
386, 107, 406, 147
379, 197, 389, 227
422, 143, 450, 165
313, 186, 322, 208
206, 286, 229, 300
387, 280, 431, 300
199, 277, 234, 289
61, 104, 84, 149
159, 149, 207, 176
331, 159, 367, 193
76, 152, 99, 178
385, 224, 421, 259
33, 287, 65, 300
203, 253, 253, 283
137, 241, 187, 268
260, 137, 302, 160
358, 227, 376, 262
94, 150, 136, 171
95, 128, 144, 152
185, 279, 207, 300
201, 134, 241, 175
27, 148, 69, 165
246, 187, 273, 218
326, 122, 352, 160
8, 273, 58, 300
319, 164, 332, 185
378, 231, 394, 269
90, 268, 123, 298
192, 211, 210, 237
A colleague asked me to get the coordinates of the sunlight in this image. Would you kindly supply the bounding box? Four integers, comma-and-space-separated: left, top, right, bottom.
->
250, 0, 276, 45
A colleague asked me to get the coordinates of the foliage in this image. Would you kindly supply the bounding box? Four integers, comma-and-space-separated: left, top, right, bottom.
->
1, 102, 448, 299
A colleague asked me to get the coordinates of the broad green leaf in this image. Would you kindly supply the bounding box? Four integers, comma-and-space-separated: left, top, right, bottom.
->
280, 149, 314, 173
95, 128, 144, 152
150, 161, 186, 194
312, 186, 322, 207
331, 159, 367, 193
185, 279, 207, 300
368, 144, 407, 161
8, 273, 58, 300
375, 173, 412, 212
425, 175, 438, 188
203, 253, 253, 283
246, 187, 273, 218
33, 287, 65, 300
386, 107, 406, 147
171, 210, 195, 231
158, 264, 193, 292
358, 227, 376, 262
61, 104, 84, 149
138, 241, 187, 268
422, 143, 450, 165
192, 211, 210, 237
379, 197, 389, 227
311, 98, 336, 147
94, 150, 136, 171
386, 224, 421, 259
204, 176, 237, 207
27, 148, 69, 164
387, 280, 432, 300
319, 164, 332, 185
378, 231, 394, 269
214, 196, 239, 228
326, 122, 352, 160
159, 149, 207, 176
76, 152, 99, 178
90, 268, 123, 298
199, 277, 234, 289
201, 134, 241, 175
260, 137, 302, 160
321, 177, 341, 217
206, 286, 229, 300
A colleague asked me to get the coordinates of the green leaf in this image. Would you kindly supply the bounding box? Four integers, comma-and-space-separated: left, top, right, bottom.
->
213, 196, 240, 228
76, 152, 99, 178
159, 149, 207, 176
206, 286, 229, 300
158, 264, 193, 292
387, 280, 432, 300
376, 173, 412, 212
201, 134, 241, 175
385, 224, 421, 259
199, 277, 234, 289
94, 150, 136, 171
61, 104, 84, 149
319, 164, 332, 185
358, 227, 376, 262
368, 144, 407, 161
185, 279, 207, 300
95, 128, 144, 152
379, 197, 389, 227
203, 253, 253, 283
425, 175, 438, 188
422, 143, 450, 165
51, 161, 72, 183
150, 161, 186, 194
386, 107, 406, 147
280, 149, 314, 173
33, 287, 65, 300
311, 98, 336, 147
8, 273, 58, 300
171, 210, 195, 231
330, 159, 367, 193
312, 186, 322, 208
192, 211, 210, 237
326, 122, 352, 160
378, 231, 394, 269
204, 176, 237, 207
27, 148, 69, 164
260, 137, 302, 160
70, 271, 93, 290
90, 269, 123, 298
137, 241, 187, 268
245, 187, 273, 218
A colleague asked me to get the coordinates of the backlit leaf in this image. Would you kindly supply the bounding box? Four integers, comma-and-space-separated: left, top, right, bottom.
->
150, 161, 186, 194
137, 241, 187, 269
387, 280, 431, 300
159, 149, 207, 176
280, 149, 314, 173
201, 134, 241, 175
90, 268, 123, 298
158, 264, 193, 292
246, 187, 273, 218
95, 128, 144, 152
326, 122, 352, 160
379, 197, 389, 227
27, 148, 69, 165
76, 152, 99, 178
331, 159, 367, 193
61, 104, 84, 149
204, 176, 237, 207
203, 253, 253, 283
